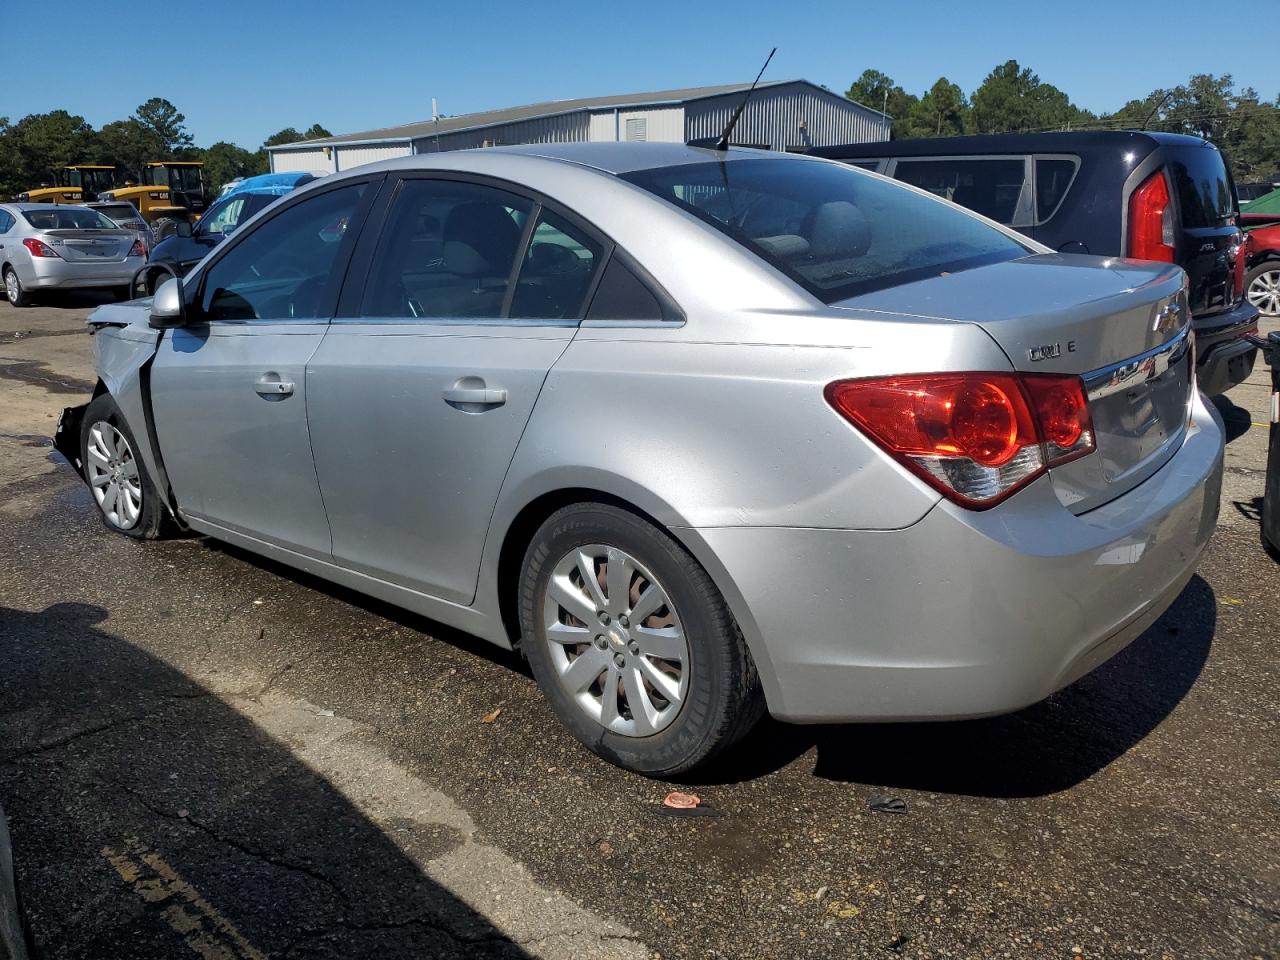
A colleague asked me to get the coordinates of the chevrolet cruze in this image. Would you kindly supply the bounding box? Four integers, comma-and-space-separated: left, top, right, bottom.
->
54, 144, 1224, 775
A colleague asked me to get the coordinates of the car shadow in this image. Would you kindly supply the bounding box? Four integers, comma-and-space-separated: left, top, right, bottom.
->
0, 602, 530, 959
1211, 393, 1254, 443
691, 575, 1216, 798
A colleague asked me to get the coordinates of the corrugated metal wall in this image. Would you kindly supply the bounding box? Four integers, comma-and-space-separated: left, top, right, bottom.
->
413, 112, 590, 153
270, 148, 335, 174
588, 111, 618, 141
335, 143, 412, 171
684, 82, 888, 149
613, 107, 684, 143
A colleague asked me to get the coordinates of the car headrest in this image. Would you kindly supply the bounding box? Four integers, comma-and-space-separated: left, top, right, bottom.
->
810, 201, 871, 259
442, 202, 522, 277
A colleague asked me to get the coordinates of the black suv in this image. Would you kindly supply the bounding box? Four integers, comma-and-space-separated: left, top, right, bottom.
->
813, 131, 1259, 394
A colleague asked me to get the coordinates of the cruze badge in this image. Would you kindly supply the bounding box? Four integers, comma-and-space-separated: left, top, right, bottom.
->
1028, 341, 1075, 362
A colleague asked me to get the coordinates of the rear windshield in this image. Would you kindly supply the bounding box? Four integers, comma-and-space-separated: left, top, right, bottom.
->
1166, 145, 1234, 227
622, 158, 1029, 302
23, 208, 117, 230
93, 204, 138, 223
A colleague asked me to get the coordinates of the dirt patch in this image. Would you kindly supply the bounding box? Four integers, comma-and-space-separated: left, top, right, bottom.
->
0, 356, 94, 394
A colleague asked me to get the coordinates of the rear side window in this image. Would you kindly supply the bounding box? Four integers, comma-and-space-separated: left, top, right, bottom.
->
623, 157, 1028, 303
1034, 158, 1078, 222
509, 209, 603, 320
892, 157, 1031, 226
362, 179, 533, 319
1166, 146, 1234, 227
586, 257, 665, 322
0, 211, 13, 233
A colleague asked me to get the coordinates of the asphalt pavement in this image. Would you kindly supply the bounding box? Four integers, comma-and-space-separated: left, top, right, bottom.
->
0, 293, 1276, 960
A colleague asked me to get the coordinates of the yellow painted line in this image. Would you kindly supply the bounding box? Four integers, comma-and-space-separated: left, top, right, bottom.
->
102, 840, 266, 960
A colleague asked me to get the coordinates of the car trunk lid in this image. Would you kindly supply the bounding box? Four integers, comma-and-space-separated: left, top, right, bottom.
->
834, 254, 1194, 513
43, 229, 132, 263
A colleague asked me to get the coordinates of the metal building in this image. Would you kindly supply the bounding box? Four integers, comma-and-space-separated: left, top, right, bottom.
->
267, 80, 888, 174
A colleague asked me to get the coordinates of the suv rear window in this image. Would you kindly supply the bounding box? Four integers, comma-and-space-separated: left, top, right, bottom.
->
622, 158, 1029, 303
93, 204, 138, 223
1166, 145, 1234, 227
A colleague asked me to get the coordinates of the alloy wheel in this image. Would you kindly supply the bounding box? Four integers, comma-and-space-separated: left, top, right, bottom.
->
4, 271, 17, 304
1247, 268, 1280, 317
543, 544, 689, 737
85, 421, 143, 530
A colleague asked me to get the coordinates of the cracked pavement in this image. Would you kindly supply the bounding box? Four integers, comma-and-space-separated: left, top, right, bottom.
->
0, 293, 1277, 959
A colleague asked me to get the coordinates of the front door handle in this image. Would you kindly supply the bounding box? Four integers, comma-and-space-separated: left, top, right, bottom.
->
442, 382, 507, 411
255, 377, 295, 398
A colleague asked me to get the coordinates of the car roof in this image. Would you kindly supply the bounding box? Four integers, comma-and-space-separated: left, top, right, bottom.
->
2, 202, 80, 211
348, 142, 817, 180
810, 129, 1217, 159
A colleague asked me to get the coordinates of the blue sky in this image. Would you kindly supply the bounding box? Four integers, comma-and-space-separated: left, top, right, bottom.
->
12, 0, 1277, 149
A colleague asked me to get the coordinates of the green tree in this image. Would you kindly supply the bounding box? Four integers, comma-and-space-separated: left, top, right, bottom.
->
970, 61, 1094, 133
199, 141, 266, 191
262, 124, 332, 148
911, 77, 970, 136
95, 119, 162, 184
132, 98, 192, 153
12, 110, 95, 185
845, 69, 917, 137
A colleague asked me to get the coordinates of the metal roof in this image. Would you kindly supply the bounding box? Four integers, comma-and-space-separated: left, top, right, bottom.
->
268, 80, 881, 152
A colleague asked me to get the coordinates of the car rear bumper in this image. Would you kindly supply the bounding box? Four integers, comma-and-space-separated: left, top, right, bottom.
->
1195, 299, 1260, 395
26, 256, 143, 289
685, 390, 1224, 723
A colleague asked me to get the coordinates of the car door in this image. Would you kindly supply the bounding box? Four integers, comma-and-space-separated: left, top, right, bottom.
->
306, 175, 606, 604
149, 178, 376, 557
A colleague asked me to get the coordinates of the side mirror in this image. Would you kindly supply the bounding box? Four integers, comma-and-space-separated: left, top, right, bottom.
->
149, 277, 187, 329
176, 221, 193, 238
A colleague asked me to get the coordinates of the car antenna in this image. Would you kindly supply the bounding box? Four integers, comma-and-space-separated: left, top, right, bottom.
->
713, 48, 776, 151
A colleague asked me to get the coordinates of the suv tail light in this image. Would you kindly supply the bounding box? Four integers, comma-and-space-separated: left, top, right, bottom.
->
825, 372, 1095, 509
1128, 171, 1176, 263
128, 238, 146, 257
22, 238, 60, 258
1232, 237, 1247, 301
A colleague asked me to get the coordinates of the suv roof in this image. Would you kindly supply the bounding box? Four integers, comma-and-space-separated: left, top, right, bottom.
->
812, 130, 1212, 159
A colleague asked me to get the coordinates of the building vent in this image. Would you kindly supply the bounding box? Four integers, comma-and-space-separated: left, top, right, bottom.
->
625, 118, 647, 142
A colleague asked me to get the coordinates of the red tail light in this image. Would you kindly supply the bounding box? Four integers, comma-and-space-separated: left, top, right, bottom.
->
825, 372, 1096, 509
128, 238, 146, 257
1232, 237, 1247, 301
22, 238, 60, 258
1127, 171, 1176, 263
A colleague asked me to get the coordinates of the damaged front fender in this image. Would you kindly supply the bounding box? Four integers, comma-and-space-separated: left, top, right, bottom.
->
52, 402, 90, 479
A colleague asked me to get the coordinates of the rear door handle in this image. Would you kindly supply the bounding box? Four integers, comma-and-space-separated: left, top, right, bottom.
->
442, 386, 507, 408
255, 377, 295, 397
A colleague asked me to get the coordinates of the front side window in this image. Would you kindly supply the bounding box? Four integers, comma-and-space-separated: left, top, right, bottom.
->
623, 158, 1029, 303
199, 196, 247, 236
200, 183, 365, 322
362, 179, 533, 319
892, 157, 1031, 226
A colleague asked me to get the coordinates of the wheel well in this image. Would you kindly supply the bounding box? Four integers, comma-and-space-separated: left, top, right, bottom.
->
495, 488, 668, 646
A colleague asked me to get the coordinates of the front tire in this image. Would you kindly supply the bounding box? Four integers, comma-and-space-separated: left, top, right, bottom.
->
519, 503, 764, 776
1245, 260, 1280, 318
3, 266, 30, 307
79, 394, 175, 540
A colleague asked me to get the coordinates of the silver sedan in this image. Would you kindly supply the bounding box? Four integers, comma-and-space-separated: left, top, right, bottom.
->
54, 144, 1223, 775
0, 203, 145, 306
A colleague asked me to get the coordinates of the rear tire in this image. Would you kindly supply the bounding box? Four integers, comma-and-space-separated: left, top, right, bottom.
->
79, 394, 176, 540
150, 218, 179, 243
519, 503, 764, 776
3, 266, 30, 307
1245, 260, 1280, 318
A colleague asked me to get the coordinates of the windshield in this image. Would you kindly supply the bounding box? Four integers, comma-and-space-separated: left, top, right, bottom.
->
23, 208, 118, 230
171, 166, 204, 193
622, 158, 1029, 303
198, 195, 247, 236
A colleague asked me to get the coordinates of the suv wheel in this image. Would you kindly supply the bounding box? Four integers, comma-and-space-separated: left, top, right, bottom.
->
519, 503, 764, 776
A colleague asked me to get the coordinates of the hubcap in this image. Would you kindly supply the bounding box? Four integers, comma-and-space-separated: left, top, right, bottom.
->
543, 544, 689, 737
1247, 269, 1280, 318
4, 271, 16, 302
86, 421, 142, 530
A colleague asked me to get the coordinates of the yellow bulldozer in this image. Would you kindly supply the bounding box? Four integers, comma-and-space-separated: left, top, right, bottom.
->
96, 162, 212, 241
16, 164, 117, 204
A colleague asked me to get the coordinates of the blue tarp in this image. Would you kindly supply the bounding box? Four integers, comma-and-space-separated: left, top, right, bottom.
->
220, 172, 316, 199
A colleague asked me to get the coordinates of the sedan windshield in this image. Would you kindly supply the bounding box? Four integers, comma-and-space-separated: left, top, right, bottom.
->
622, 157, 1030, 303
23, 208, 118, 230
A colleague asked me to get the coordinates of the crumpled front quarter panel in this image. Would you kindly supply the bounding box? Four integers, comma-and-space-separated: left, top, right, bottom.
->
89, 309, 167, 500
